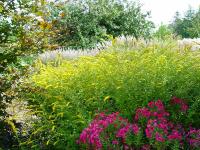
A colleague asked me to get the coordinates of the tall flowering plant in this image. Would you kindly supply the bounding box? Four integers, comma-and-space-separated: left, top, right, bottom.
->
78, 97, 200, 150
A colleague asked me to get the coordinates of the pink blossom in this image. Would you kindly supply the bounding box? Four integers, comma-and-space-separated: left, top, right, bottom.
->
116, 124, 131, 138
170, 97, 188, 112
148, 101, 155, 108
78, 112, 122, 149
187, 128, 200, 148
155, 132, 165, 142
155, 99, 165, 111
135, 107, 151, 121
168, 130, 182, 141
148, 100, 165, 111
141, 144, 151, 150
158, 122, 168, 131
123, 144, 129, 150
132, 124, 139, 135
181, 104, 188, 112
112, 140, 119, 145
145, 118, 172, 142
79, 130, 87, 143
145, 128, 152, 138
78, 98, 199, 149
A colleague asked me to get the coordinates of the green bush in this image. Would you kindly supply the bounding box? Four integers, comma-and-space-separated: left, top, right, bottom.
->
22, 40, 200, 149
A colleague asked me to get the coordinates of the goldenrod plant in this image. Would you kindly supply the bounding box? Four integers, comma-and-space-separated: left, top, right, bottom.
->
21, 39, 200, 149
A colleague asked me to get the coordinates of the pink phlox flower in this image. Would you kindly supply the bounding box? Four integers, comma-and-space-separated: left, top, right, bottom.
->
168, 130, 182, 141
155, 132, 165, 142
181, 104, 188, 112
158, 122, 168, 131
112, 140, 119, 145
123, 144, 130, 150
187, 128, 200, 148
148, 100, 170, 118
96, 112, 106, 119
145, 128, 153, 138
155, 100, 165, 111
148, 101, 155, 108
148, 100, 165, 111
132, 124, 139, 135
141, 144, 151, 150
79, 129, 88, 143
135, 107, 151, 121
94, 139, 102, 149
116, 124, 131, 138
146, 118, 172, 140
145, 119, 155, 138
98, 120, 109, 128
78, 112, 122, 148
170, 97, 188, 112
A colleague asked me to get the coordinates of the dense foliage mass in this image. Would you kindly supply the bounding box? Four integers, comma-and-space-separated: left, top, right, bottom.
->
0, 0, 53, 68
20, 41, 200, 149
171, 7, 200, 38
49, 0, 154, 48
0, 0, 153, 122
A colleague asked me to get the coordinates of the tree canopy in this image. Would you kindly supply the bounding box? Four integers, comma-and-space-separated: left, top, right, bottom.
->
171, 7, 200, 38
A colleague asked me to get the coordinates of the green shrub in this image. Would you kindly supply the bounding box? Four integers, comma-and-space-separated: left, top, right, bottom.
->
22, 40, 200, 149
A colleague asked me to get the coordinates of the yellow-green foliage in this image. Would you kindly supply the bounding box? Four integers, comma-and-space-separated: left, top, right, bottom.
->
24, 41, 200, 149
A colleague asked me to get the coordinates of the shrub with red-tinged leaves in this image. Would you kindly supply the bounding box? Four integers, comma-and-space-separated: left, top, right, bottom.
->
78, 98, 199, 150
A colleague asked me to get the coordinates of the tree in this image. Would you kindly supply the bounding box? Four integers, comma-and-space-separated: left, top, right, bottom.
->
189, 8, 200, 37
171, 7, 200, 38
154, 23, 173, 40
0, 0, 60, 70
48, 0, 154, 48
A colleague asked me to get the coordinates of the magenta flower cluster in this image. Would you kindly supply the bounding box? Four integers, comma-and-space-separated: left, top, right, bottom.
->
78, 112, 139, 149
187, 128, 200, 148
170, 96, 188, 112
136, 99, 183, 143
78, 112, 120, 149
78, 97, 200, 149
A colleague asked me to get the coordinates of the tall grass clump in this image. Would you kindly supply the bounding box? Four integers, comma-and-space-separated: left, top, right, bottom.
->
22, 40, 200, 149
38, 41, 112, 63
